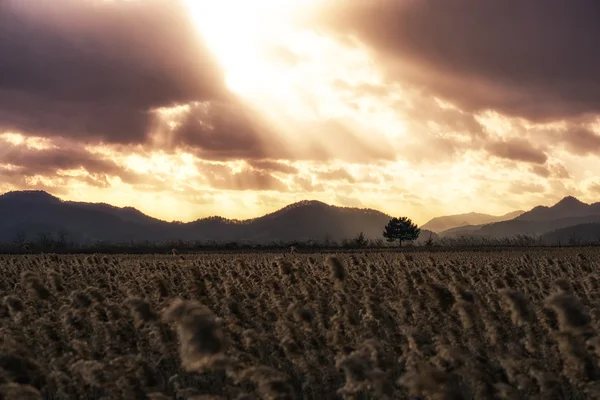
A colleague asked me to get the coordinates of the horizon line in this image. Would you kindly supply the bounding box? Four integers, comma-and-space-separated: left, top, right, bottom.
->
0, 189, 587, 225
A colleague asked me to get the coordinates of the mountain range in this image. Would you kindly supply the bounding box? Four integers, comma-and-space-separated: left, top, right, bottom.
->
0, 190, 435, 245
437, 196, 600, 243
0, 190, 598, 245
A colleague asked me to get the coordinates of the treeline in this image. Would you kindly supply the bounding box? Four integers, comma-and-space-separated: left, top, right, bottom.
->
1, 231, 599, 254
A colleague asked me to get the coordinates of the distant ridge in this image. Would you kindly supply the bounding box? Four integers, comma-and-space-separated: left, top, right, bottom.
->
4, 190, 595, 245
0, 190, 435, 244
421, 210, 524, 232
515, 195, 600, 221
439, 196, 600, 239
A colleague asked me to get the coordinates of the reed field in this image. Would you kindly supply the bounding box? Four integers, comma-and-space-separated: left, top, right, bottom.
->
1, 249, 600, 399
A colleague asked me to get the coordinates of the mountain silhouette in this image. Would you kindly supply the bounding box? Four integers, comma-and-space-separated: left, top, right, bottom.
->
0, 191, 436, 245
515, 195, 599, 221
421, 210, 523, 232
439, 196, 600, 239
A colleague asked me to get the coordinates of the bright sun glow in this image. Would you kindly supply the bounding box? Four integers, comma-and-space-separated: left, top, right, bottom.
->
183, 0, 316, 95
181, 0, 408, 144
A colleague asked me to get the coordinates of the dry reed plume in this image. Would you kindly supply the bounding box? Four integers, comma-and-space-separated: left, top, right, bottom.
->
0, 248, 599, 398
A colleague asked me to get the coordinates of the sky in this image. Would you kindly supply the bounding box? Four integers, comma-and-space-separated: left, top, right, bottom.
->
1, 0, 600, 225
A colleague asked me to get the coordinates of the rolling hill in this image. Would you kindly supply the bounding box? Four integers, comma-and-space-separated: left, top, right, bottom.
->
0, 191, 436, 245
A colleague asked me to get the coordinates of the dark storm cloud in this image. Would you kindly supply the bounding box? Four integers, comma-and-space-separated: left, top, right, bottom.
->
0, 0, 225, 143
530, 163, 570, 180
316, 0, 600, 121
167, 101, 287, 161
486, 139, 547, 164
530, 165, 551, 178
561, 128, 600, 155
0, 138, 148, 186
0, 90, 153, 144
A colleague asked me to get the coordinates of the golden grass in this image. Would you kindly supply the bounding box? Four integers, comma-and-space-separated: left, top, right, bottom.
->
0, 249, 600, 399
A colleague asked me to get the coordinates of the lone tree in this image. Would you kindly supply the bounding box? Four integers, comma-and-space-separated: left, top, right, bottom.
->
383, 217, 421, 246
354, 231, 368, 248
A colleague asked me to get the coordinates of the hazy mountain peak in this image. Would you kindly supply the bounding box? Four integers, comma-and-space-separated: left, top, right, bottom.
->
514, 195, 594, 222
0, 190, 61, 203
554, 195, 587, 207
422, 209, 524, 232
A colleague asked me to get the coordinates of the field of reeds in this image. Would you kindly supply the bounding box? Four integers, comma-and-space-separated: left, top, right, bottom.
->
1, 249, 600, 399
